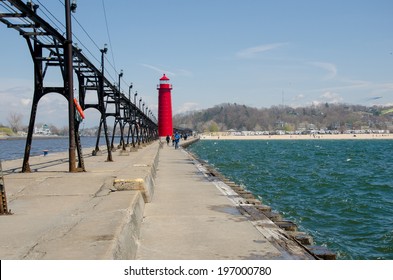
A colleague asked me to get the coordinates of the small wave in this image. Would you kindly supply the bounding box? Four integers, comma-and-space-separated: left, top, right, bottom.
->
189, 139, 393, 259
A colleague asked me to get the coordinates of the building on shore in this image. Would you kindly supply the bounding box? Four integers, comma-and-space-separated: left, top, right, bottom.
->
34, 124, 51, 135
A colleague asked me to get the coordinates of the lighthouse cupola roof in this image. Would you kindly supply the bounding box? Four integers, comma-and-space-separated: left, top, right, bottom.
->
160, 74, 170, 81
159, 74, 170, 85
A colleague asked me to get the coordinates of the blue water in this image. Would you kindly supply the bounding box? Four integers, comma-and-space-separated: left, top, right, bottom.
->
0, 137, 102, 161
188, 140, 393, 260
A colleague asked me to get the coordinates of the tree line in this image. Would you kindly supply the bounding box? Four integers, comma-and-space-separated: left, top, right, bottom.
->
173, 103, 393, 133
3, 103, 393, 136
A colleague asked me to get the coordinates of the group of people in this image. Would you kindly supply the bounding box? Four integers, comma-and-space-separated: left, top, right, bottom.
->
165, 132, 188, 149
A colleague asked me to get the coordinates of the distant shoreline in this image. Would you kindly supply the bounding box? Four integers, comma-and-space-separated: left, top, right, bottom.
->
200, 133, 393, 140
0, 135, 67, 140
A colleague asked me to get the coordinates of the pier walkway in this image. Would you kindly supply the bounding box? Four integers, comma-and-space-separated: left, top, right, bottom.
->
136, 143, 313, 260
0, 139, 315, 260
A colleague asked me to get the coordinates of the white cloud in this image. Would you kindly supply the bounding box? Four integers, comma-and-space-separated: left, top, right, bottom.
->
236, 43, 288, 58
20, 98, 32, 106
309, 61, 337, 80
311, 100, 322, 106
140, 64, 193, 78
141, 64, 176, 76
0, 84, 32, 124
141, 64, 195, 78
339, 78, 370, 90
293, 94, 305, 101
309, 92, 343, 107
175, 102, 199, 114
310, 79, 391, 97
320, 91, 343, 103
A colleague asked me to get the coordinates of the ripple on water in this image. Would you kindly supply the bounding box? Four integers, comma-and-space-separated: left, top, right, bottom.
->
188, 140, 393, 259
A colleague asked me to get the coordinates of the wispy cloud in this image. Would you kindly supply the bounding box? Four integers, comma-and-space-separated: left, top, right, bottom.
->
0, 86, 31, 95
321, 91, 343, 103
140, 64, 193, 77
309, 61, 337, 80
176, 102, 200, 114
140, 64, 176, 76
311, 91, 343, 106
20, 98, 31, 106
0, 84, 71, 126
303, 79, 393, 105
293, 94, 305, 101
308, 79, 372, 94
176, 69, 193, 77
236, 43, 288, 58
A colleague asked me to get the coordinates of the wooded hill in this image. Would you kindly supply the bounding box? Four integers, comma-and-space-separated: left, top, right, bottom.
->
173, 103, 393, 133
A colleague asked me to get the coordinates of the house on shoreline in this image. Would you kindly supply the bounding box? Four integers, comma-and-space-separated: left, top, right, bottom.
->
34, 124, 51, 136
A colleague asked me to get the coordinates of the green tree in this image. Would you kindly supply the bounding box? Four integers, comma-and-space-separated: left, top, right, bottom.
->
284, 123, 295, 132
208, 120, 219, 132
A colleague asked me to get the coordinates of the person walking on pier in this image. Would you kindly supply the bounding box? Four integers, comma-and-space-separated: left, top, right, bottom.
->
174, 132, 180, 149
165, 135, 170, 146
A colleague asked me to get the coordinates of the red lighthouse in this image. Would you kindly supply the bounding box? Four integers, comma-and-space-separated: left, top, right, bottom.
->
157, 74, 173, 137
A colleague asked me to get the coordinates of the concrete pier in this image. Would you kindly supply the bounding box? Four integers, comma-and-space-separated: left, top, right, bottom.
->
0, 138, 316, 260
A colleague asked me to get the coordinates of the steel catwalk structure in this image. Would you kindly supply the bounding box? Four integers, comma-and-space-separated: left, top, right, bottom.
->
0, 0, 158, 172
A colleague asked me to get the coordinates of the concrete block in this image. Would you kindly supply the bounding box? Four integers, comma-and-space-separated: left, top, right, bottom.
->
113, 177, 154, 203
264, 211, 282, 222
113, 178, 144, 191
238, 191, 255, 199
307, 245, 336, 260
246, 198, 262, 205
229, 186, 243, 192
256, 204, 272, 212
288, 232, 314, 245
275, 220, 298, 231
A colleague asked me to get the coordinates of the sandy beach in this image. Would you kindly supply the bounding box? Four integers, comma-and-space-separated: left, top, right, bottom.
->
200, 133, 393, 140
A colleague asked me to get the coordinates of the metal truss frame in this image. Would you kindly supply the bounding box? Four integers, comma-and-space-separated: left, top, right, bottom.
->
0, 0, 158, 172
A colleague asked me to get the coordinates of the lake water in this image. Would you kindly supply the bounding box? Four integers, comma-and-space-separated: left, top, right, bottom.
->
0, 136, 101, 161
2, 137, 392, 259
187, 139, 393, 260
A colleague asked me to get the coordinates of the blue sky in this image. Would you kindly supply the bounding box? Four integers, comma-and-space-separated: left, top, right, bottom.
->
0, 0, 392, 127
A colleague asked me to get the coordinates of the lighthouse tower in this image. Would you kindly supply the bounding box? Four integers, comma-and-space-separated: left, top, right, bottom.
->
157, 74, 173, 137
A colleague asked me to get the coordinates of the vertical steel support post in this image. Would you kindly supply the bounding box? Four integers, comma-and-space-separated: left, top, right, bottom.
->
22, 42, 42, 173
65, 0, 76, 172
126, 84, 133, 146
22, 4, 41, 173
75, 75, 85, 171
98, 46, 113, 161
132, 92, 138, 148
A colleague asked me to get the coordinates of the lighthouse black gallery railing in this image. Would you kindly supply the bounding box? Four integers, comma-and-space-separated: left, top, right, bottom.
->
0, 0, 158, 172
